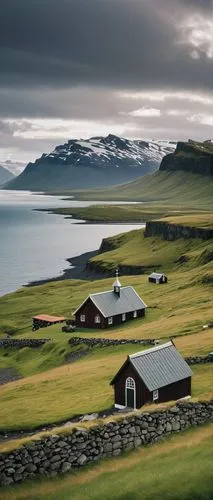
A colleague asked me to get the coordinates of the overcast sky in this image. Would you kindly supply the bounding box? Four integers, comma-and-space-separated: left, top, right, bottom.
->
1, 0, 213, 166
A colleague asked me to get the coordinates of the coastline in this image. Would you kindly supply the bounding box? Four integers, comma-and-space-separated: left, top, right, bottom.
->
26, 248, 108, 287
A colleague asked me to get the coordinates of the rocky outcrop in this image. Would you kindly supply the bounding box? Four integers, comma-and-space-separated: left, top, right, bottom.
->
86, 259, 155, 276
0, 339, 50, 348
0, 401, 212, 486
144, 221, 213, 241
160, 140, 213, 176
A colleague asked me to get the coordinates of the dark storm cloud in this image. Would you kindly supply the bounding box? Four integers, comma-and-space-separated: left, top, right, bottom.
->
0, 0, 213, 92
177, 0, 213, 9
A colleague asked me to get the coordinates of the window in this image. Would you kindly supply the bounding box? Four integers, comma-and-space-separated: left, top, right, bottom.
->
108, 317, 113, 325
133, 311, 137, 318
122, 313, 126, 322
153, 389, 159, 401
80, 314, 85, 322
126, 377, 135, 389
95, 315, 101, 324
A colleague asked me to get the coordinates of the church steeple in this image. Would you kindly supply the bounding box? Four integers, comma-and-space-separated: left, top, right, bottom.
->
113, 269, 121, 297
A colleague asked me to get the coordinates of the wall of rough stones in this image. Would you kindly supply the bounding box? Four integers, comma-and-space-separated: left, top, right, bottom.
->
186, 355, 213, 365
0, 339, 50, 348
0, 401, 212, 486
69, 337, 156, 348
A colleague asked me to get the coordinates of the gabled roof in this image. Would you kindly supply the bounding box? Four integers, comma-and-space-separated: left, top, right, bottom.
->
111, 341, 193, 391
149, 272, 167, 279
74, 286, 147, 318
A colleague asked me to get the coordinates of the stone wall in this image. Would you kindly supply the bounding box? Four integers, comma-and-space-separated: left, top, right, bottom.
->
0, 339, 50, 349
69, 337, 156, 348
186, 354, 213, 365
0, 401, 212, 486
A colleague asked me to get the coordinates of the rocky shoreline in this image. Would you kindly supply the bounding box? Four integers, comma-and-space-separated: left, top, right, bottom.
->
26, 249, 107, 287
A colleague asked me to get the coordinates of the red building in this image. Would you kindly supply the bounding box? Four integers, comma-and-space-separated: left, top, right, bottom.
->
74, 272, 147, 329
110, 341, 193, 409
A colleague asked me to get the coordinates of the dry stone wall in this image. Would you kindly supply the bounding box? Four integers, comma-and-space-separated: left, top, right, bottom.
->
0, 339, 50, 349
0, 401, 212, 486
69, 337, 156, 348
186, 354, 213, 365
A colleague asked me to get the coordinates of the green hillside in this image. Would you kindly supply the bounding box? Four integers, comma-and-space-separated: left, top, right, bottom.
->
0, 220, 213, 431
87, 224, 213, 274
52, 170, 213, 209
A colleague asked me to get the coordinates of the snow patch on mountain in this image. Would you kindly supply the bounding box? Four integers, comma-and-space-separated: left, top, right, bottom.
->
47, 134, 176, 166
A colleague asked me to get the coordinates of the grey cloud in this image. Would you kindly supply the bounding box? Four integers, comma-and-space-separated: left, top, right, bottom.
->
1, 0, 213, 162
0, 0, 213, 92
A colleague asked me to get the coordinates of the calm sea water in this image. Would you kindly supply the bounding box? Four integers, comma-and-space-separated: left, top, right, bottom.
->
0, 191, 141, 296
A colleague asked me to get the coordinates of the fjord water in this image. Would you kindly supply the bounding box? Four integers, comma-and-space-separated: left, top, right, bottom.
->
0, 191, 139, 296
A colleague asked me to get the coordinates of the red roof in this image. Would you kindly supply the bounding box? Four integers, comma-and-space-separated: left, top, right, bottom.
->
33, 314, 65, 323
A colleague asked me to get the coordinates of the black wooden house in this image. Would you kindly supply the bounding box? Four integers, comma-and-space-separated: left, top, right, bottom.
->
74, 273, 147, 329
148, 272, 168, 284
110, 341, 193, 409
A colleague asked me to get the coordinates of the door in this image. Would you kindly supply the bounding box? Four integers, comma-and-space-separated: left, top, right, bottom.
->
127, 388, 135, 408
126, 377, 136, 408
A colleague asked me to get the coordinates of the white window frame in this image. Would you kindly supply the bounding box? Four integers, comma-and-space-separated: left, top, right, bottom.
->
133, 311, 137, 318
108, 316, 113, 325
80, 314, 85, 323
153, 389, 159, 401
95, 315, 101, 324
125, 377, 136, 409
122, 313, 126, 322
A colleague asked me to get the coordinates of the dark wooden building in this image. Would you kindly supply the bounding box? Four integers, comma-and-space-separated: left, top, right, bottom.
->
32, 314, 65, 331
74, 272, 147, 329
110, 341, 193, 409
148, 272, 168, 284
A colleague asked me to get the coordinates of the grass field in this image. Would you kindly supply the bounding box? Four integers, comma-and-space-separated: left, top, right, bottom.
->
88, 226, 213, 272
52, 170, 213, 208
49, 205, 213, 225
0, 218, 212, 449
1, 423, 213, 500
0, 343, 212, 431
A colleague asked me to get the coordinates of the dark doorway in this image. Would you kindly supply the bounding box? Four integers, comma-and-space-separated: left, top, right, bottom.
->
126, 388, 135, 408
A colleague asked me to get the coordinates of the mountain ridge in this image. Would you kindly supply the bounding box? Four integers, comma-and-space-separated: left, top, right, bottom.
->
5, 134, 176, 191
0, 165, 15, 186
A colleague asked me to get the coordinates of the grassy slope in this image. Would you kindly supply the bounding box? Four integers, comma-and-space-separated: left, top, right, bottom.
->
88, 226, 213, 271
48, 205, 213, 224
0, 223, 212, 430
156, 213, 213, 228
0, 346, 212, 431
1, 424, 213, 500
54, 171, 213, 207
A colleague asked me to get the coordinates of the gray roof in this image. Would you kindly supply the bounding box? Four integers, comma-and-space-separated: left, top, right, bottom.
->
129, 342, 193, 391
91, 286, 147, 317
149, 272, 166, 279
75, 286, 147, 318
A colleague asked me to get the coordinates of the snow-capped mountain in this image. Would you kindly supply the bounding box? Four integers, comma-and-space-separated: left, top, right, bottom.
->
0, 165, 15, 186
5, 134, 176, 191
1, 160, 25, 176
